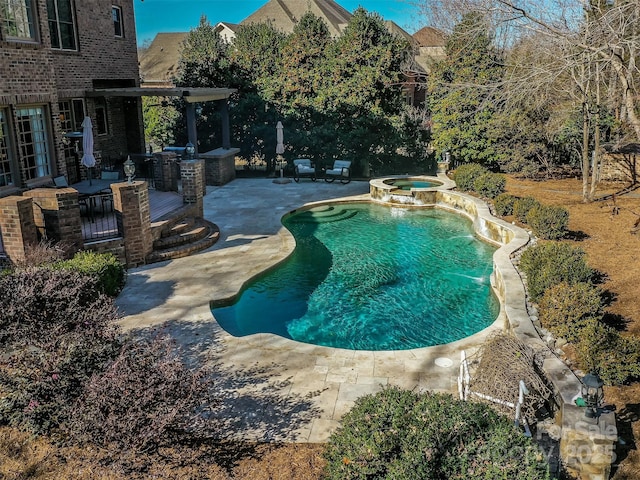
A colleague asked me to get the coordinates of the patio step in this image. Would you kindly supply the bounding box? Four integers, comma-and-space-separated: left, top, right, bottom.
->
147, 218, 220, 263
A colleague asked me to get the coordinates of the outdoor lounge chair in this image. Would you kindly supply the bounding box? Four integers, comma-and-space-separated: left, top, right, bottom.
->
293, 159, 316, 182
324, 160, 351, 184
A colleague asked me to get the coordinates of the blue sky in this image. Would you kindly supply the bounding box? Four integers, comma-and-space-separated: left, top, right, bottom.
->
134, 0, 424, 45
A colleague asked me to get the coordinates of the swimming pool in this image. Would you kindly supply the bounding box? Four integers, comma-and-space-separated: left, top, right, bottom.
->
212, 202, 499, 351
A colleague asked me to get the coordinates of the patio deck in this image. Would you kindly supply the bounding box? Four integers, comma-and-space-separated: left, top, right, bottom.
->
116, 179, 504, 443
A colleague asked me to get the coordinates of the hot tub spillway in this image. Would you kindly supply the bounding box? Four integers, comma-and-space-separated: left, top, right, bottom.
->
387, 189, 417, 205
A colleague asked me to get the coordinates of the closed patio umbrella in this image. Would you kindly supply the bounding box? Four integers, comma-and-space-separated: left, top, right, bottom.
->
276, 121, 285, 155
273, 121, 290, 184
81, 116, 96, 185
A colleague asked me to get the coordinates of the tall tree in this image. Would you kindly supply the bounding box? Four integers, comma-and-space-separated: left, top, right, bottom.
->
230, 21, 285, 93
428, 12, 505, 165
418, 0, 640, 200
175, 15, 231, 88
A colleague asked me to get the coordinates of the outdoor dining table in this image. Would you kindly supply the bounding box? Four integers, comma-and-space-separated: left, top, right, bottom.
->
72, 179, 114, 221
72, 179, 114, 195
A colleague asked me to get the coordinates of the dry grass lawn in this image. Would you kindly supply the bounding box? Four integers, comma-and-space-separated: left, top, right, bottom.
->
505, 175, 640, 480
1, 175, 638, 479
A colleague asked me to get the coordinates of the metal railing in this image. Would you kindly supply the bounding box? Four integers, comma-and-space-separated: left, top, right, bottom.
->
81, 193, 120, 241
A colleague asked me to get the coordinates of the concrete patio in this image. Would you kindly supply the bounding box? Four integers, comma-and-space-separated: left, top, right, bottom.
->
116, 178, 504, 443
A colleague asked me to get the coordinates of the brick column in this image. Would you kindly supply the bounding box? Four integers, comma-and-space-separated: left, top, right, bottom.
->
0, 196, 38, 263
153, 152, 179, 192
23, 187, 83, 252
111, 181, 152, 267
180, 159, 205, 217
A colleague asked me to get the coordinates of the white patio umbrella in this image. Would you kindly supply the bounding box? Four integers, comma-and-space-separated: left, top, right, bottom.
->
81, 116, 96, 185
276, 121, 285, 155
273, 121, 290, 184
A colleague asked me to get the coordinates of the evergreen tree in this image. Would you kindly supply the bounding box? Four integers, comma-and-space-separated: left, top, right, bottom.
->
428, 13, 504, 165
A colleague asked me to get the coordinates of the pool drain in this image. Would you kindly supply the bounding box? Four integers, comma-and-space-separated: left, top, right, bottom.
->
434, 357, 454, 368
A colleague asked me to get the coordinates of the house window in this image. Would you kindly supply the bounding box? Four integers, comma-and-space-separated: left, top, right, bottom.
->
0, 109, 15, 188
112, 5, 122, 37
47, 0, 77, 50
1, 0, 38, 41
58, 98, 85, 131
95, 100, 108, 135
16, 106, 52, 180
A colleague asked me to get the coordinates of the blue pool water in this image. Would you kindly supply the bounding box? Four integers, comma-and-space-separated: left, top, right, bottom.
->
384, 179, 441, 190
211, 203, 499, 351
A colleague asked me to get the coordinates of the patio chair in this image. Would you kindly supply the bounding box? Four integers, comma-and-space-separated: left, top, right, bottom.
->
53, 175, 69, 187
293, 159, 316, 182
101, 170, 120, 181
324, 160, 351, 184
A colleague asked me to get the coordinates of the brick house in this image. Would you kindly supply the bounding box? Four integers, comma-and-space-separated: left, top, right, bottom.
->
0, 0, 144, 196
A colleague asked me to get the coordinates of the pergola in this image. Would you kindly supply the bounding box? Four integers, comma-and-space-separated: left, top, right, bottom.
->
86, 87, 237, 154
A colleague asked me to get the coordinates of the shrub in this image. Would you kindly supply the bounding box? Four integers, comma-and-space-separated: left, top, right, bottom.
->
526, 204, 569, 240
452, 163, 488, 192
513, 196, 541, 223
66, 334, 215, 453
324, 388, 549, 480
538, 282, 603, 342
0, 269, 121, 435
473, 172, 506, 199
575, 320, 640, 385
519, 242, 593, 302
53, 251, 126, 296
493, 193, 517, 216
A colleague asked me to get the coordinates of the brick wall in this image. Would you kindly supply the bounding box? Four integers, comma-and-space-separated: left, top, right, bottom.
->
0, 196, 38, 263
23, 188, 83, 251
53, 1, 139, 92
0, 0, 143, 196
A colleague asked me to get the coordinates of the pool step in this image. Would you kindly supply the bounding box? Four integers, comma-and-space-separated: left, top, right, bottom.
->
289, 207, 358, 224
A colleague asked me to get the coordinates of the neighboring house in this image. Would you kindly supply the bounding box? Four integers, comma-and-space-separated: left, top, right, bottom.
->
138, 32, 188, 86
0, 0, 144, 193
413, 26, 446, 74
240, 0, 351, 37
138, 0, 444, 108
214, 22, 239, 44
404, 26, 447, 106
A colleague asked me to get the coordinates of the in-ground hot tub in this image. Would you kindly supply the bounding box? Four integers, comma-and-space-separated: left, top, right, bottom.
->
370, 174, 455, 205
383, 178, 442, 190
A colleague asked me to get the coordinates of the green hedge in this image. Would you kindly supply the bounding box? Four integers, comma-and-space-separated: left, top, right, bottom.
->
324, 388, 549, 480
576, 320, 640, 385
513, 197, 541, 223
52, 251, 126, 296
538, 282, 603, 342
519, 242, 593, 302
526, 204, 569, 240
493, 193, 517, 216
474, 172, 506, 199
453, 163, 488, 192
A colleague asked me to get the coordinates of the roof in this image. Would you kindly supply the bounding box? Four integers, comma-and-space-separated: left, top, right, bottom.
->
214, 22, 241, 33
138, 32, 188, 84
241, 0, 352, 36
413, 26, 446, 47
384, 20, 415, 44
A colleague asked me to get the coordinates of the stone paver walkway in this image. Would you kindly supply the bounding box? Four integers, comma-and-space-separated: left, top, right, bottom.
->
116, 178, 503, 443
